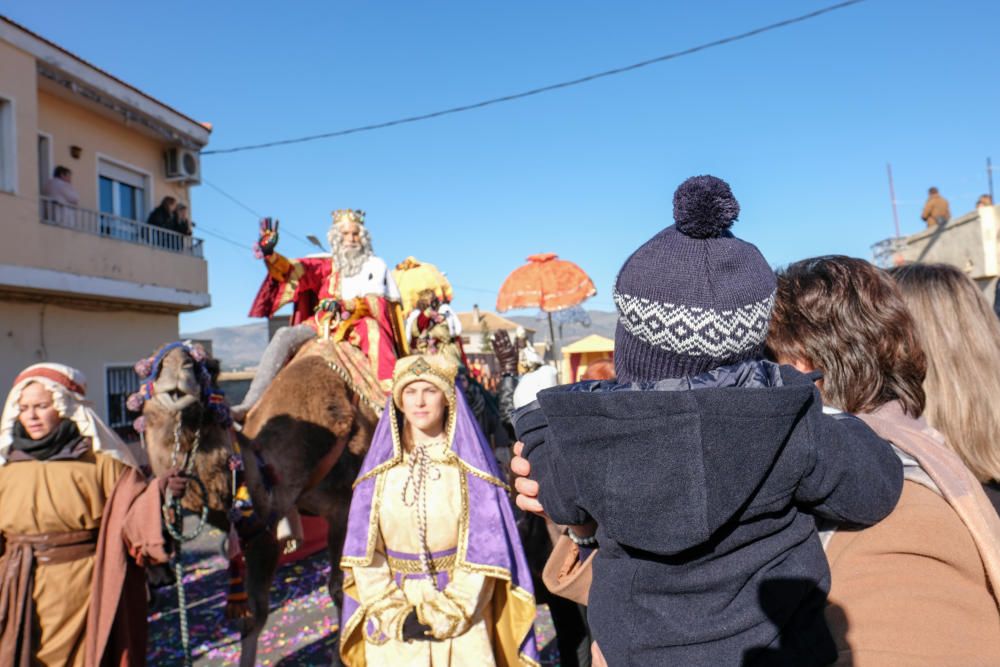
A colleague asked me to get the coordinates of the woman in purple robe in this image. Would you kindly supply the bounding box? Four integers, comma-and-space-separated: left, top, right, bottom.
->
339, 354, 539, 666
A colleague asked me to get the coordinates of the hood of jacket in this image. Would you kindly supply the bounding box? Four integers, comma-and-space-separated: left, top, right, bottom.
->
535, 359, 817, 555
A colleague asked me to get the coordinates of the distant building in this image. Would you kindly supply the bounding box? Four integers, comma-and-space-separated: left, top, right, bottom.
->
456, 306, 536, 356
560, 334, 614, 383
0, 16, 211, 436
873, 204, 1000, 301
217, 370, 255, 406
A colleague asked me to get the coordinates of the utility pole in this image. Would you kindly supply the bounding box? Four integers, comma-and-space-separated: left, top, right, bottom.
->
988, 157, 994, 203
887, 163, 901, 238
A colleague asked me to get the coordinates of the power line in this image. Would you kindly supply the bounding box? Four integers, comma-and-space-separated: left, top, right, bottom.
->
202, 179, 265, 218
200, 178, 315, 249
195, 225, 255, 251
202, 0, 866, 156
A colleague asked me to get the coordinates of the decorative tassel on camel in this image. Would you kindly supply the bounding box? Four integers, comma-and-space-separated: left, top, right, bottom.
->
225, 545, 252, 620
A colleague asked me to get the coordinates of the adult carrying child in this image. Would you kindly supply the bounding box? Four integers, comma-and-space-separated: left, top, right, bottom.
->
514, 176, 904, 666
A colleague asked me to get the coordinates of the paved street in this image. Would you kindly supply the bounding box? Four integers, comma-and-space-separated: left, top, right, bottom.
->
148, 523, 558, 666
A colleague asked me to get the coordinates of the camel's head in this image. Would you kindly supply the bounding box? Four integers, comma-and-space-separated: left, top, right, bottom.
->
129, 342, 228, 434
151, 346, 203, 413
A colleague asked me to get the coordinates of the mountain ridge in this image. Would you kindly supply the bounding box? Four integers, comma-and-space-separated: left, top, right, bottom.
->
184, 310, 618, 370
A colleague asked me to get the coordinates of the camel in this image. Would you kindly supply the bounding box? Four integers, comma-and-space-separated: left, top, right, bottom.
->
140, 341, 378, 667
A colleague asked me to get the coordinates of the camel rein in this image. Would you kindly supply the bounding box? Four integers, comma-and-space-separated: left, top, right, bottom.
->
161, 417, 210, 667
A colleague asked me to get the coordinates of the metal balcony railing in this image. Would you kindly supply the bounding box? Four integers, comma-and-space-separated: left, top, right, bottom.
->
871, 235, 907, 269
39, 197, 204, 258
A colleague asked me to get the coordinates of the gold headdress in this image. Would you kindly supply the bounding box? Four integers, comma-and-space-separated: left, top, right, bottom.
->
331, 209, 365, 228
391, 355, 457, 410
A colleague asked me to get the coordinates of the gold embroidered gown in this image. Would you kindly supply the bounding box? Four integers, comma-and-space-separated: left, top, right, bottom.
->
351, 440, 498, 666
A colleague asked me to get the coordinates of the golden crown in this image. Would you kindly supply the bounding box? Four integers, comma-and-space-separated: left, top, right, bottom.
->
393, 355, 457, 385
391, 355, 458, 410
332, 209, 366, 227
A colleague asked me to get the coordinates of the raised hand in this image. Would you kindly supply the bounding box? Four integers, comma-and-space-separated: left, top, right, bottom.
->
255, 217, 280, 257
492, 330, 518, 376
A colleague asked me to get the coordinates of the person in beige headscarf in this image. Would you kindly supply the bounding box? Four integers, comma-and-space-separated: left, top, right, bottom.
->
0, 363, 187, 667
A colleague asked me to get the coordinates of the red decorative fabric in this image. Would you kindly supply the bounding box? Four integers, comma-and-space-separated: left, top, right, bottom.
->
247, 256, 327, 324
12, 368, 86, 397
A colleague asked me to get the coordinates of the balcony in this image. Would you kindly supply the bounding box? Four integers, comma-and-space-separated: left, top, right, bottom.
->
40, 197, 204, 258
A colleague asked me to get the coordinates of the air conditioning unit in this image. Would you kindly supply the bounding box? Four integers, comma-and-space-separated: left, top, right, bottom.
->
164, 147, 201, 184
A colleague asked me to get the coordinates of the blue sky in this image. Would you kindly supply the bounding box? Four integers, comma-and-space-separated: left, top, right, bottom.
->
8, 1, 999, 331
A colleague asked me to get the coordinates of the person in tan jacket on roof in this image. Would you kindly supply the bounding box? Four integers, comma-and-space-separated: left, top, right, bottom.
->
921, 187, 951, 227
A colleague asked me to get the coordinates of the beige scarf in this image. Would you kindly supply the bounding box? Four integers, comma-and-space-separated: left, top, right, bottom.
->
858, 401, 1000, 608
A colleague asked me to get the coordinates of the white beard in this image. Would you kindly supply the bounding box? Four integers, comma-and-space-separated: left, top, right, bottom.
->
335, 245, 372, 278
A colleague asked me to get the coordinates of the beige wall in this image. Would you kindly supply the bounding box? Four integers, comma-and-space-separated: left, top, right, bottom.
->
0, 300, 178, 421
0, 39, 37, 201
37, 89, 193, 213
0, 39, 208, 300
895, 206, 1000, 281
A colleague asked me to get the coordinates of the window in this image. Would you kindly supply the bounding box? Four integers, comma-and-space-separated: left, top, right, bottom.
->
97, 159, 148, 222
37, 134, 52, 194
106, 365, 140, 440
99, 176, 144, 219
0, 97, 15, 193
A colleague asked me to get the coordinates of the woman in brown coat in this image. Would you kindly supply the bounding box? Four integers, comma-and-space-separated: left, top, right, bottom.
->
0, 363, 187, 666
768, 256, 1000, 666
520, 256, 1000, 666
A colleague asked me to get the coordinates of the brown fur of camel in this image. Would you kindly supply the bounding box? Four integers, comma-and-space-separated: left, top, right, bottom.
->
142, 344, 378, 667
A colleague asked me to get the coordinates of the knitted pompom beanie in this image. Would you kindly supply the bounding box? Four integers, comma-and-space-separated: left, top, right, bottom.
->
613, 175, 776, 383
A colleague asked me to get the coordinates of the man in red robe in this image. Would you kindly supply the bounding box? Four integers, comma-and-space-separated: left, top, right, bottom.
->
233, 210, 405, 420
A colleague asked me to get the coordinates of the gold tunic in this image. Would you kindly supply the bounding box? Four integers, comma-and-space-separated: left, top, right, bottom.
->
0, 451, 125, 666
352, 441, 497, 666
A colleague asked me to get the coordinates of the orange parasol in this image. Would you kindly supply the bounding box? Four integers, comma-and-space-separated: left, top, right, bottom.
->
496, 253, 597, 344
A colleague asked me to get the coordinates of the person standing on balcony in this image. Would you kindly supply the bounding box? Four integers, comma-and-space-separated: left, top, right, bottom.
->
167, 203, 193, 253
921, 187, 951, 227
41, 166, 79, 226
173, 204, 193, 235
42, 166, 79, 207
146, 196, 177, 250
147, 196, 176, 229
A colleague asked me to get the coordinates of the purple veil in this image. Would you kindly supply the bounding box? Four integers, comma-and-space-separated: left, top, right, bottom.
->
339, 389, 540, 665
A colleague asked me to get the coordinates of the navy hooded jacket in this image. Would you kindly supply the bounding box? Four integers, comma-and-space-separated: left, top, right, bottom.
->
514, 361, 903, 667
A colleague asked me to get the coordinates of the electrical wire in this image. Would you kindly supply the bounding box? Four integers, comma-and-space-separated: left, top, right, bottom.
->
202, 0, 866, 156
200, 178, 316, 249
202, 179, 265, 218
194, 226, 255, 251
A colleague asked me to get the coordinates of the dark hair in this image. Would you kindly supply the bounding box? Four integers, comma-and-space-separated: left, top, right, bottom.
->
161, 196, 177, 207
53, 166, 71, 178
767, 255, 926, 416
928, 186, 939, 195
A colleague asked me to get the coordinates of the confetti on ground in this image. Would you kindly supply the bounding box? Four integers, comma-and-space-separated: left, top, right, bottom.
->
148, 525, 562, 665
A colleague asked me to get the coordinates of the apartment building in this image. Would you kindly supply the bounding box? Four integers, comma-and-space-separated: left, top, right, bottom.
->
0, 16, 212, 435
